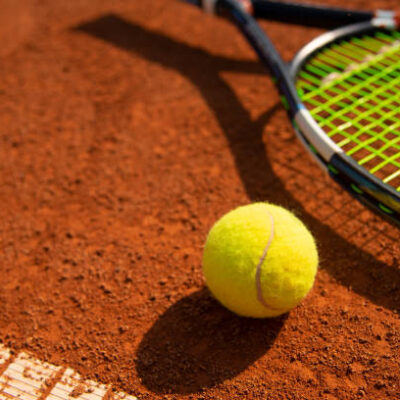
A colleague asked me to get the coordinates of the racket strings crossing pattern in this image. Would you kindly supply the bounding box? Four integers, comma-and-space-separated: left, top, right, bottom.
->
297, 31, 400, 191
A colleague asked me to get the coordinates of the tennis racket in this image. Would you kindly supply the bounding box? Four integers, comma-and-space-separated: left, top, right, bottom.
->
181, 0, 400, 227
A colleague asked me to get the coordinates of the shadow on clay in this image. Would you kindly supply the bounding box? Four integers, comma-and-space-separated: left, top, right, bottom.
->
74, 12, 400, 314
135, 287, 286, 394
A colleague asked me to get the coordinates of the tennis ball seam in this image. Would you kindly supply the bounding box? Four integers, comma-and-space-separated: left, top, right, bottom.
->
254, 211, 283, 312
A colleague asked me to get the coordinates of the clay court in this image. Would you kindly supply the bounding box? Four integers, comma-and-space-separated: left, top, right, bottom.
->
0, 0, 399, 398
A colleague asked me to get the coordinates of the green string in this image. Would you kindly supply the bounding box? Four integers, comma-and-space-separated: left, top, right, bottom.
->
297, 31, 400, 191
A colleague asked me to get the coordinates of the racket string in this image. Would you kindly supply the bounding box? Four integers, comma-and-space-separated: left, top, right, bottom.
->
297, 30, 400, 191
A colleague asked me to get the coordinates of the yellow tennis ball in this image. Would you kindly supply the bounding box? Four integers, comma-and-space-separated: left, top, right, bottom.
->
202, 203, 318, 318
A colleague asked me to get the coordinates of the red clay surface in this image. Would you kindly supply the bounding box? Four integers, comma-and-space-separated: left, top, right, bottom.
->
0, 0, 399, 399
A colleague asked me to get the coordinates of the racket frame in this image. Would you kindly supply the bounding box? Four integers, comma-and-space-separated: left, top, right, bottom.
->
185, 0, 400, 226
288, 21, 400, 223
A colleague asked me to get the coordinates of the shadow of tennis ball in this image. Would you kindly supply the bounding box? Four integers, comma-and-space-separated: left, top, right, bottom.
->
135, 288, 285, 394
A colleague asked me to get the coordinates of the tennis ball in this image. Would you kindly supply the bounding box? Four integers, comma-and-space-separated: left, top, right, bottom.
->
202, 203, 318, 318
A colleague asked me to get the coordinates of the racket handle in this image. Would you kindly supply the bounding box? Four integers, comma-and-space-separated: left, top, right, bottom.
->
252, 0, 374, 28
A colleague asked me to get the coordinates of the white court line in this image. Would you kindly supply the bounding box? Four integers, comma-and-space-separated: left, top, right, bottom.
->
0, 352, 60, 400
0, 347, 11, 367
0, 345, 137, 400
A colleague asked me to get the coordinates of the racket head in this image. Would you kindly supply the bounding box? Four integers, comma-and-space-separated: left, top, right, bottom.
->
287, 22, 400, 225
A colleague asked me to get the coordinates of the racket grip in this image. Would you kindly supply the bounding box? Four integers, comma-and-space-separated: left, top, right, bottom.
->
251, 0, 374, 28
